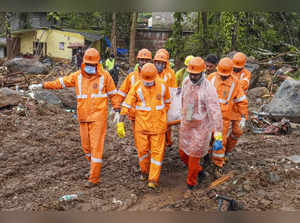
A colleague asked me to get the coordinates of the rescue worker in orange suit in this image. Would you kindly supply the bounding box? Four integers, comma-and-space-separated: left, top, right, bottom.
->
116, 48, 152, 131
207, 58, 248, 174
227, 52, 251, 159
120, 63, 171, 189
180, 57, 222, 191
153, 50, 177, 147
29, 48, 120, 188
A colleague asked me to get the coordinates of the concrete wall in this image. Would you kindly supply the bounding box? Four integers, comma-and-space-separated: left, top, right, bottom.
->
17, 29, 85, 59
19, 31, 35, 55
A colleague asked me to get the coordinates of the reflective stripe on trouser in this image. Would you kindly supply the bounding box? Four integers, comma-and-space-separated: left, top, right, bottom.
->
166, 127, 172, 146
226, 120, 243, 153
179, 149, 202, 186
135, 132, 166, 183
212, 119, 230, 168
80, 121, 106, 184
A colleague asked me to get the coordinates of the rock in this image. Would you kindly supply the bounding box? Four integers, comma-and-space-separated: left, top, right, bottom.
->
32, 88, 77, 109
267, 172, 281, 184
0, 88, 23, 108
242, 184, 252, 192
248, 87, 270, 100
52, 88, 77, 109
33, 90, 62, 106
4, 58, 49, 74
286, 155, 300, 164
262, 80, 300, 123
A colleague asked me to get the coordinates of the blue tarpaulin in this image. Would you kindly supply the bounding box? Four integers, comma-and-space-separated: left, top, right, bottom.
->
105, 36, 128, 56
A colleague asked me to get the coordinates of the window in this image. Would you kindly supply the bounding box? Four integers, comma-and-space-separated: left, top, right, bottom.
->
59, 42, 65, 50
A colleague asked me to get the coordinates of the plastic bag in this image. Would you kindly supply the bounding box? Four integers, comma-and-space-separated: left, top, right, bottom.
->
167, 88, 182, 122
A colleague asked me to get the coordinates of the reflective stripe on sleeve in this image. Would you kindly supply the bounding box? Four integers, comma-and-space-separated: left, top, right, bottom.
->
118, 90, 127, 97
122, 102, 132, 109
151, 158, 162, 166
131, 75, 135, 86
107, 89, 118, 95
91, 157, 103, 163
212, 152, 225, 158
59, 78, 66, 88
234, 95, 247, 103
139, 153, 150, 162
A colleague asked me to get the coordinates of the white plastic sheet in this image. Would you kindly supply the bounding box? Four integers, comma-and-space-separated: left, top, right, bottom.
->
167, 88, 182, 122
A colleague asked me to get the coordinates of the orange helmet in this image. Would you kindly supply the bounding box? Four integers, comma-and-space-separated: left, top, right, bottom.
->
232, 52, 246, 68
83, 48, 100, 64
157, 49, 169, 59
137, 48, 152, 60
140, 63, 158, 82
217, 57, 233, 76
187, 57, 206, 74
154, 52, 168, 63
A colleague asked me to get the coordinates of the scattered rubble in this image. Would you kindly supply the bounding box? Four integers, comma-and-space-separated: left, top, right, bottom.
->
0, 55, 299, 211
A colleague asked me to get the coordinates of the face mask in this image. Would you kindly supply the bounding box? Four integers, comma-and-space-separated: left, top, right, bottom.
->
84, 65, 96, 74
221, 75, 230, 81
233, 67, 243, 73
143, 81, 154, 87
155, 64, 165, 73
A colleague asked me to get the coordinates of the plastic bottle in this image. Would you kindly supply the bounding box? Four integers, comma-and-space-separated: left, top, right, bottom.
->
59, 194, 79, 202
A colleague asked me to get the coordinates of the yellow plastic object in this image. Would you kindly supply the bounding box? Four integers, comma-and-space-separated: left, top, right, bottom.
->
117, 122, 125, 138
185, 55, 194, 66
214, 132, 222, 141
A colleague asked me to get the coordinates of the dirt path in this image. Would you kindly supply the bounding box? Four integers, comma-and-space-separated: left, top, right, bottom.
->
0, 102, 299, 211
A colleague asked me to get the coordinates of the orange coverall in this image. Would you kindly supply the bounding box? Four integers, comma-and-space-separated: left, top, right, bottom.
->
207, 73, 248, 167
228, 68, 251, 152
43, 64, 120, 184
159, 66, 177, 147
121, 78, 171, 184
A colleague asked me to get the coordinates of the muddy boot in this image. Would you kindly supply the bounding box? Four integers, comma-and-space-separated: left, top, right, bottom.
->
184, 185, 194, 198
197, 170, 206, 184
84, 181, 99, 188
213, 165, 224, 178
225, 152, 232, 163
148, 182, 160, 192
139, 173, 147, 181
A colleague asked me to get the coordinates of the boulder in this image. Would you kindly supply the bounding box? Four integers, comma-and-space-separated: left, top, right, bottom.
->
32, 88, 77, 109
4, 58, 49, 74
262, 80, 300, 123
248, 87, 270, 99
0, 88, 23, 108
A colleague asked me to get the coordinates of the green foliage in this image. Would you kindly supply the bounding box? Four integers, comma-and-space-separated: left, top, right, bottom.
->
167, 11, 300, 65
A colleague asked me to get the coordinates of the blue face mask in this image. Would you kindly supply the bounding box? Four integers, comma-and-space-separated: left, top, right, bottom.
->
143, 81, 155, 87
155, 64, 165, 73
84, 65, 96, 74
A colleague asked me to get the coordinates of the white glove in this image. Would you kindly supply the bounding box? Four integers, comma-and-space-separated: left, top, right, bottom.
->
113, 111, 120, 123
239, 117, 246, 129
29, 84, 43, 90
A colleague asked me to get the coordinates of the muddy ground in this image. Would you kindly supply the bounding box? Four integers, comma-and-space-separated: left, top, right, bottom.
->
0, 97, 300, 211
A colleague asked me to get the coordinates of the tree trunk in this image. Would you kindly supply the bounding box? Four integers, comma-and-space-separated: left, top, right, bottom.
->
201, 12, 208, 45
129, 12, 137, 67
231, 12, 240, 51
111, 12, 117, 58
